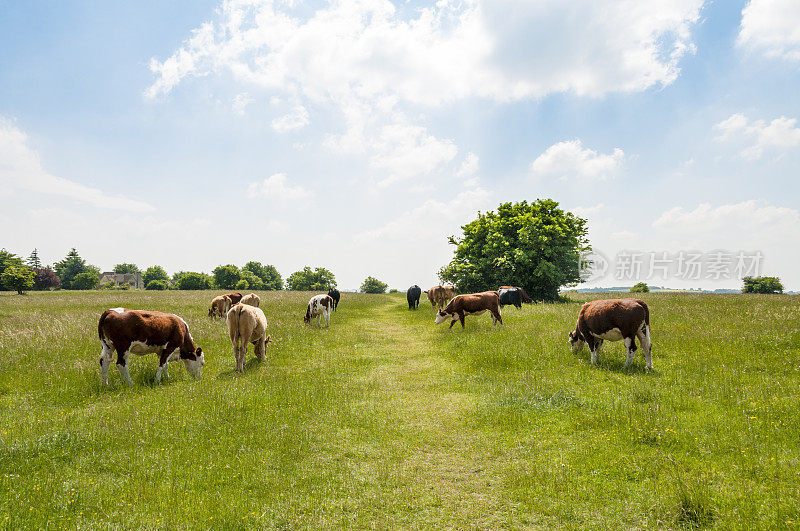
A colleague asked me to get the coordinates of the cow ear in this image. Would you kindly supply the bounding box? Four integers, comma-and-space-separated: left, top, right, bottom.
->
196, 347, 203, 355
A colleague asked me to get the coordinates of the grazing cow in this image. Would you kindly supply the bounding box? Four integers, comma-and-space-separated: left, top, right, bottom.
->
223, 292, 243, 304
98, 308, 205, 385
328, 288, 340, 310
497, 286, 534, 309
305, 294, 334, 328
434, 291, 503, 329
226, 303, 270, 372
426, 285, 457, 309
208, 295, 232, 319
240, 293, 261, 307
568, 298, 652, 370
407, 285, 422, 310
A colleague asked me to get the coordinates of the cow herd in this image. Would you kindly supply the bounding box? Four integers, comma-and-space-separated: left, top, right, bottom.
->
97, 286, 654, 386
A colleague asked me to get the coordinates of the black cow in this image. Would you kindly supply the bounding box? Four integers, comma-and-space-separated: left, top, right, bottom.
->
327, 288, 340, 310
497, 286, 534, 309
407, 285, 422, 309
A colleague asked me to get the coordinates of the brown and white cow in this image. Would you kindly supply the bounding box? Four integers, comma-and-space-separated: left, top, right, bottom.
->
568, 298, 652, 370
426, 285, 457, 309
208, 295, 232, 319
240, 293, 261, 307
304, 294, 334, 328
98, 308, 205, 385
226, 303, 270, 372
434, 291, 503, 329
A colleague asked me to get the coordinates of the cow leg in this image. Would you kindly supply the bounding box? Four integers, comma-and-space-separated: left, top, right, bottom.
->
116, 352, 133, 386
637, 324, 653, 371
99, 341, 114, 385
325, 311, 330, 328
589, 339, 602, 366
255, 335, 266, 360
459, 311, 466, 328
492, 308, 503, 326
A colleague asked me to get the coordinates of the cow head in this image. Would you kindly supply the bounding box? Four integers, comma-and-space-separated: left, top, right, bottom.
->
434, 310, 451, 325
568, 329, 585, 352
181, 347, 205, 377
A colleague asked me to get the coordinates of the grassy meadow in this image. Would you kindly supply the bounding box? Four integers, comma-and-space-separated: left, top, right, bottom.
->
0, 290, 799, 529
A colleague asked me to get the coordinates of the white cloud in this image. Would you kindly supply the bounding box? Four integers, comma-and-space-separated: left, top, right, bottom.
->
530, 140, 625, 181
232, 92, 253, 115
611, 230, 638, 240
738, 0, 800, 61
714, 113, 800, 159
146, 0, 704, 104
369, 124, 458, 186
570, 203, 605, 219
0, 119, 154, 212
456, 152, 479, 179
653, 200, 800, 235
247, 173, 310, 200
271, 105, 310, 133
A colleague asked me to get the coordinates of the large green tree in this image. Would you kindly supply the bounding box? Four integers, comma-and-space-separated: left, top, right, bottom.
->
1, 265, 35, 294
742, 276, 783, 294
286, 267, 336, 291
213, 265, 242, 290
439, 200, 590, 301
0, 249, 25, 291
27, 249, 42, 268
243, 261, 283, 290
72, 271, 100, 290
172, 271, 214, 290
142, 266, 169, 287
114, 263, 141, 275
54, 248, 100, 290
360, 276, 388, 294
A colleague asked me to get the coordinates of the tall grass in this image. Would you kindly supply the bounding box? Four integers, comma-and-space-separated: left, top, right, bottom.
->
0, 290, 798, 528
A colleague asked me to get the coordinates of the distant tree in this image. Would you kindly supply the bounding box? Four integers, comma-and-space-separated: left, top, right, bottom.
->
33, 267, 61, 290
630, 282, 650, 293
286, 267, 336, 291
439, 200, 589, 301
243, 261, 283, 290
1, 265, 35, 294
54, 248, 100, 290
72, 271, 100, 290
114, 263, 141, 275
0, 249, 25, 291
240, 269, 264, 290
213, 265, 242, 290
146, 279, 168, 291
360, 276, 388, 294
389, 288, 399, 293
26, 249, 42, 269
173, 272, 213, 290
742, 276, 784, 294
142, 266, 169, 287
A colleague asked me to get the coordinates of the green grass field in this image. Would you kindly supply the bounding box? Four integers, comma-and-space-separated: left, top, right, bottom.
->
1, 290, 799, 529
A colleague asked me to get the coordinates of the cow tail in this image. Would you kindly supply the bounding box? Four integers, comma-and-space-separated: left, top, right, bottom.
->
98, 309, 111, 342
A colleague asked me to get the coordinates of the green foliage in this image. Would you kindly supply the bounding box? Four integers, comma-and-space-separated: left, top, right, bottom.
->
243, 261, 283, 290
54, 248, 100, 290
72, 271, 99, 290
389, 288, 399, 293
145, 279, 168, 291
113, 263, 141, 275
439, 199, 590, 301
1, 265, 35, 294
212, 265, 241, 290
173, 272, 214, 290
630, 282, 650, 293
241, 269, 264, 290
286, 266, 336, 291
142, 266, 169, 287
742, 276, 783, 294
26, 249, 42, 269
32, 267, 60, 290
235, 279, 249, 290
360, 276, 388, 294
0, 249, 25, 291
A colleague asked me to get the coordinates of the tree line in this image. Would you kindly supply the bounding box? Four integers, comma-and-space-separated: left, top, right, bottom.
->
0, 248, 394, 294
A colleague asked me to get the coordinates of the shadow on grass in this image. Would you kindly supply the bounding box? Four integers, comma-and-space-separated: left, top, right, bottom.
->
574, 351, 659, 376
216, 357, 265, 379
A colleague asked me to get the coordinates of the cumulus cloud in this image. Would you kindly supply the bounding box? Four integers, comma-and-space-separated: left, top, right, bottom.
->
146, 0, 703, 103
715, 113, 800, 159
456, 152, 479, 178
247, 173, 310, 200
271, 105, 310, 133
530, 140, 625, 181
0, 119, 154, 212
653, 200, 800, 236
369, 124, 458, 186
738, 0, 800, 61
232, 93, 253, 115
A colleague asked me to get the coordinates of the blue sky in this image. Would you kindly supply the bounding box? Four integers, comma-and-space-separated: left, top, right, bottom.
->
1, 0, 799, 290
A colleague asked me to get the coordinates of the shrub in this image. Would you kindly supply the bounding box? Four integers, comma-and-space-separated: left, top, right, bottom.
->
630, 282, 650, 293
32, 267, 60, 290
173, 272, 213, 290
143, 266, 169, 287
742, 276, 783, 294
213, 265, 242, 290
361, 276, 388, 294
146, 280, 168, 290
72, 271, 99, 290
243, 261, 283, 290
235, 279, 249, 290
1, 265, 35, 294
286, 267, 336, 291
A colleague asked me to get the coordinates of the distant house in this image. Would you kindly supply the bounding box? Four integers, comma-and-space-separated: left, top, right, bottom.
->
99, 272, 144, 290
